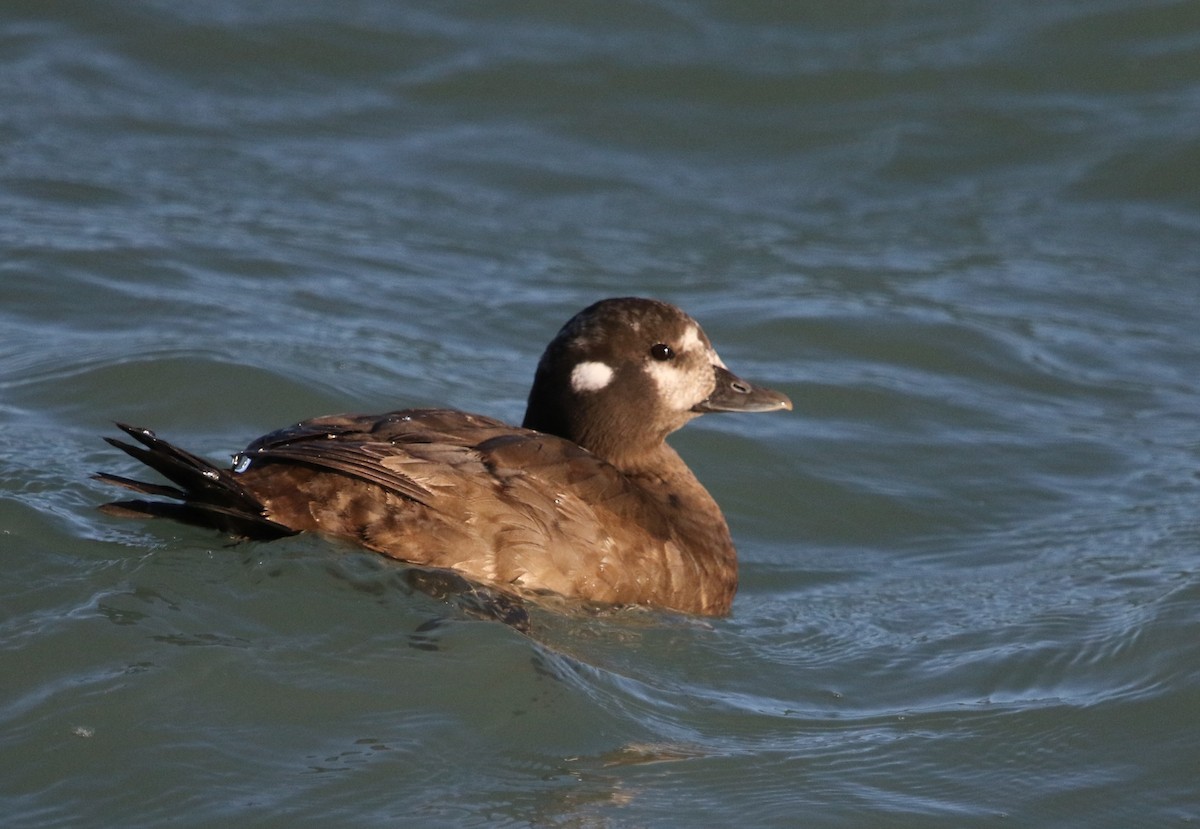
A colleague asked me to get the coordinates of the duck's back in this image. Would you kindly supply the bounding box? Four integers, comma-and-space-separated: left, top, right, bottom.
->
234, 409, 737, 614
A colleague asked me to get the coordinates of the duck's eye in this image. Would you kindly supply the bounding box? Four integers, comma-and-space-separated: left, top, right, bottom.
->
649, 343, 675, 362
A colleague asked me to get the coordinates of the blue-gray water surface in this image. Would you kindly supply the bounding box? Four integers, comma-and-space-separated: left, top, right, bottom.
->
2, 1, 1198, 827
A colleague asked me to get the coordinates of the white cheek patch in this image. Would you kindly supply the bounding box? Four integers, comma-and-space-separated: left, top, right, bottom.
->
571, 361, 615, 393
644, 323, 724, 411
645, 361, 702, 411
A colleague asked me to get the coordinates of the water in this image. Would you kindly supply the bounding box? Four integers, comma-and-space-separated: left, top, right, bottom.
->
2, 1, 1198, 826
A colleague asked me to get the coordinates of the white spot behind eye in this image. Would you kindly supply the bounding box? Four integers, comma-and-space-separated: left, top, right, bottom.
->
679, 323, 726, 368
679, 324, 703, 352
571, 361, 615, 393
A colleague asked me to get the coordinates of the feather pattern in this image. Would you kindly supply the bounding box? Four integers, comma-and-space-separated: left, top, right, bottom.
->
96, 298, 791, 616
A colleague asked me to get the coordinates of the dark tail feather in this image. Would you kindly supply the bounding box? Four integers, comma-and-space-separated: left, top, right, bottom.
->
93, 470, 186, 500
95, 423, 297, 541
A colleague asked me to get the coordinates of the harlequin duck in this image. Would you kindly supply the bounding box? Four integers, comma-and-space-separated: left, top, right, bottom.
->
96, 297, 791, 616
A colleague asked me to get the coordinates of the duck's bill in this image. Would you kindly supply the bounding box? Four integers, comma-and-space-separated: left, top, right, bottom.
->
693, 366, 793, 413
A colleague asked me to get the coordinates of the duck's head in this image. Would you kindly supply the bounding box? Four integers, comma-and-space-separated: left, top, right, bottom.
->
522, 297, 792, 466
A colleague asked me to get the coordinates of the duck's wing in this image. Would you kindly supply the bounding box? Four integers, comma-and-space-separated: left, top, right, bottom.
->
238, 408, 654, 525
236, 410, 676, 599
237, 409, 514, 507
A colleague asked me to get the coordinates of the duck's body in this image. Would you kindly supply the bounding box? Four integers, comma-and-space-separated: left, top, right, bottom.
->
97, 298, 791, 616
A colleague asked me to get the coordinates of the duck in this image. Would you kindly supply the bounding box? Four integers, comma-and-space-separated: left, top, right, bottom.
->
96, 297, 792, 617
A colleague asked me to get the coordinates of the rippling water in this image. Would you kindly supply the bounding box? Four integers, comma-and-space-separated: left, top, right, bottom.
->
3, 2, 1198, 827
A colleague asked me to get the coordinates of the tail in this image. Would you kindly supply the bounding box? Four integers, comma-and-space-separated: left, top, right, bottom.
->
95, 423, 297, 541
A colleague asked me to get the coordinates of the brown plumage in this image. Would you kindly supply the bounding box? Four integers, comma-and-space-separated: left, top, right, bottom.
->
96, 297, 791, 616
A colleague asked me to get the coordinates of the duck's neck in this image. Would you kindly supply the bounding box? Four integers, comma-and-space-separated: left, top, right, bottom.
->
622, 442, 738, 614
620, 443, 733, 547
